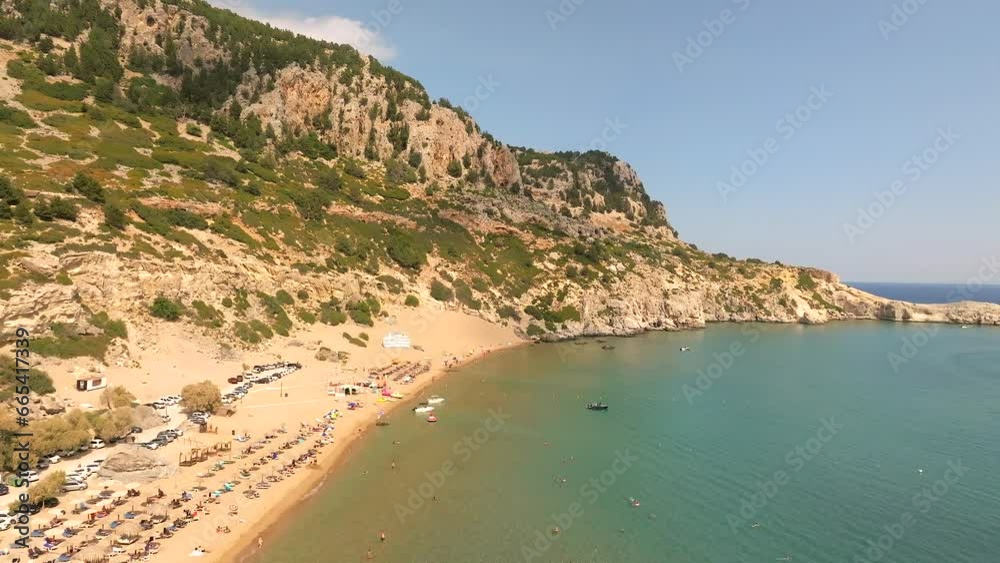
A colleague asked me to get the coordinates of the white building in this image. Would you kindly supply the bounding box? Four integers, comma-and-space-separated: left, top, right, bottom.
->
382, 332, 411, 349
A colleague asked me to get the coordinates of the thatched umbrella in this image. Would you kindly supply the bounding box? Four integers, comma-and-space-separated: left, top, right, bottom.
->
115, 521, 142, 539
147, 502, 169, 517
63, 520, 83, 530
76, 544, 109, 563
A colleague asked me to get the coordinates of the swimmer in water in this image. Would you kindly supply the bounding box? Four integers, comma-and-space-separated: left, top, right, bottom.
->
380, 531, 386, 542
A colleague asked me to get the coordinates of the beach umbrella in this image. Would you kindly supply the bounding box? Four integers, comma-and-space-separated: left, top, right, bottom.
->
110, 491, 127, 499
115, 521, 141, 538
77, 544, 109, 562
124, 482, 141, 490
47, 508, 66, 518
147, 503, 168, 517
98, 480, 117, 490
63, 519, 83, 529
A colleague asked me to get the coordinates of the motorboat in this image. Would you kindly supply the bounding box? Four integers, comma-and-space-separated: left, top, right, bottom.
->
629, 497, 640, 508
427, 414, 438, 423
587, 402, 609, 411
413, 405, 435, 414
427, 395, 445, 405
680, 346, 691, 352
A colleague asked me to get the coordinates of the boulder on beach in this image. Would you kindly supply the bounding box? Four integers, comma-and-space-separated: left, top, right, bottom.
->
98, 447, 176, 483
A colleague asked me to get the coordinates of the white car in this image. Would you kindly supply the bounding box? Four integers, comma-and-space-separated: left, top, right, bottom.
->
45, 454, 61, 464
89, 439, 106, 449
143, 442, 160, 450
62, 480, 88, 492
21, 470, 40, 483
85, 461, 102, 473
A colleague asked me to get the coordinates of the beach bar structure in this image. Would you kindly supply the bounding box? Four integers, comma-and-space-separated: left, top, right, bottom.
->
382, 332, 412, 349
75, 374, 108, 392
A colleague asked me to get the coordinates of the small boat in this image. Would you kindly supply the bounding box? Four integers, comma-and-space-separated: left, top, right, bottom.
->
391, 392, 404, 399
427, 414, 438, 423
427, 395, 445, 405
375, 420, 390, 427
413, 405, 435, 414
629, 497, 640, 508
601, 345, 615, 350
587, 402, 609, 411
679, 346, 691, 352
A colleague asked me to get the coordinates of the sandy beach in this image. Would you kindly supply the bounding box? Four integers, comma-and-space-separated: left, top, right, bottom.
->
6, 306, 523, 561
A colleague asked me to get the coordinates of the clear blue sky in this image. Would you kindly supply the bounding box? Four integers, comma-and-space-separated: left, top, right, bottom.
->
231, 0, 1000, 283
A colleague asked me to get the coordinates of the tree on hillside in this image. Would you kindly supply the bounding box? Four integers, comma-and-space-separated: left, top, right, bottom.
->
100, 386, 135, 410
181, 381, 222, 414
22, 470, 65, 508
67, 173, 105, 203
93, 408, 135, 442
103, 203, 128, 231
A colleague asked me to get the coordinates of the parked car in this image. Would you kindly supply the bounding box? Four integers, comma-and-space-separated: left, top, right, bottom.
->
76, 444, 90, 454
143, 441, 160, 450
62, 480, 88, 492
21, 470, 41, 483
130, 426, 143, 435
89, 439, 106, 449
0, 484, 9, 496
36, 460, 50, 471
45, 454, 61, 464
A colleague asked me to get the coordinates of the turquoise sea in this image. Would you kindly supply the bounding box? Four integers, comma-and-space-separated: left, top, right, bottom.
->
253, 323, 1000, 563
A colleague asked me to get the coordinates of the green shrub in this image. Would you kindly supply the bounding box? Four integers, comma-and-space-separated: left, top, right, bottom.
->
0, 102, 36, 128
796, 271, 817, 291
344, 160, 366, 179
316, 166, 342, 192
404, 295, 419, 307
102, 204, 128, 231
526, 324, 545, 337
497, 305, 520, 320
67, 173, 104, 203
386, 230, 426, 269
185, 122, 203, 137
296, 289, 309, 301
430, 279, 453, 301
276, 290, 294, 305
446, 159, 462, 178
34, 198, 78, 222
150, 296, 183, 321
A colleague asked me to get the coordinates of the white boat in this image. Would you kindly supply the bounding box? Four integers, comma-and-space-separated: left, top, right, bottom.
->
427, 396, 445, 405
413, 405, 435, 414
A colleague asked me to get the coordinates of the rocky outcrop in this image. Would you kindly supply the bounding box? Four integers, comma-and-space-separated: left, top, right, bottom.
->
98, 447, 176, 482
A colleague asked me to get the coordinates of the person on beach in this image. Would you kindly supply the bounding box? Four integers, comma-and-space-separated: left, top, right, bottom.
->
258, 536, 264, 550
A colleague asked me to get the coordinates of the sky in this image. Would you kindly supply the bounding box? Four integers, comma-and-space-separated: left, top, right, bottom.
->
214, 0, 999, 284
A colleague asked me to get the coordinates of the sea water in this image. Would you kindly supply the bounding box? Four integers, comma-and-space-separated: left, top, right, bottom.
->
255, 322, 1000, 563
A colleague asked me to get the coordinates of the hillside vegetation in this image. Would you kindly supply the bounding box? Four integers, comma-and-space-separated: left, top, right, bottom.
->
1, 0, 993, 359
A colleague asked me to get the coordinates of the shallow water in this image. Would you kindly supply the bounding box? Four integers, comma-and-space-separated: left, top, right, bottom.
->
255, 322, 1000, 563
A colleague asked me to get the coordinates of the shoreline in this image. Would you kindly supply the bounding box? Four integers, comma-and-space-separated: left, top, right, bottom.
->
215, 339, 528, 563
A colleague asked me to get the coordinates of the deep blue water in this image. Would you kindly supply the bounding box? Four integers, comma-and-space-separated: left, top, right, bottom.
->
848, 282, 1000, 305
